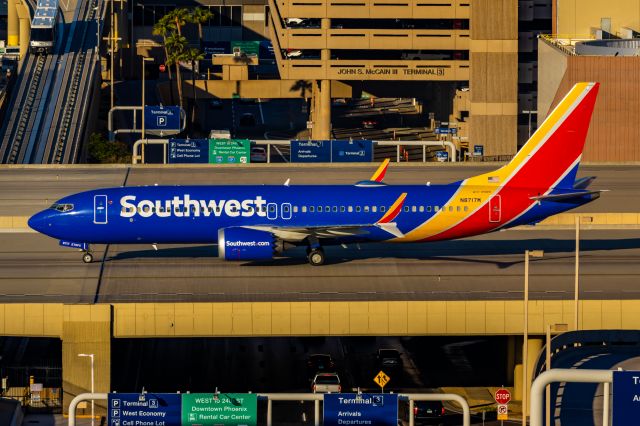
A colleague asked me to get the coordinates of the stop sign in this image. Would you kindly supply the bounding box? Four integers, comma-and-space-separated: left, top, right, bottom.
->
495, 388, 511, 405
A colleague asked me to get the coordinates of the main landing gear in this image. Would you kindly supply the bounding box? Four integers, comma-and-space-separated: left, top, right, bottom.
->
306, 236, 325, 266
307, 248, 325, 266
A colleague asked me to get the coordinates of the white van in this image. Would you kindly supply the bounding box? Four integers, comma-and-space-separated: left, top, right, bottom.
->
209, 129, 231, 139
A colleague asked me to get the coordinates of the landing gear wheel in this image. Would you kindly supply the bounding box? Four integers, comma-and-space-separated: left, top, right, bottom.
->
82, 253, 94, 263
307, 248, 325, 266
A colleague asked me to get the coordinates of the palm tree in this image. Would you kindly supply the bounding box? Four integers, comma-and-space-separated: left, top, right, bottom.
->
152, 15, 176, 80
189, 7, 214, 47
182, 47, 206, 127
166, 33, 188, 111
166, 8, 190, 36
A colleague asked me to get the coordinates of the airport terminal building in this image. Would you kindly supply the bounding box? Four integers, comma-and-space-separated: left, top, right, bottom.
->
130, 0, 551, 158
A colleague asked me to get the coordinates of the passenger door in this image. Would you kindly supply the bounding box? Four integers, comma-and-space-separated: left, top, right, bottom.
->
94, 195, 108, 224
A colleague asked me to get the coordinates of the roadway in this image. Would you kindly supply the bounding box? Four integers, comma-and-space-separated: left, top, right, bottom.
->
0, 164, 639, 303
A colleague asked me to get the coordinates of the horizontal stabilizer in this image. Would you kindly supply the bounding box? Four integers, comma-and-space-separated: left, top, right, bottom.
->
573, 176, 596, 189
530, 190, 605, 202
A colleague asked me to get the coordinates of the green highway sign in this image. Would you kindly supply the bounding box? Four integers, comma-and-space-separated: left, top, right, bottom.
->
209, 139, 251, 164
182, 393, 257, 426
231, 41, 260, 58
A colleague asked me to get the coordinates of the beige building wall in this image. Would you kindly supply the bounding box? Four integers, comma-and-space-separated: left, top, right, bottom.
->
469, 0, 518, 157
555, 0, 640, 36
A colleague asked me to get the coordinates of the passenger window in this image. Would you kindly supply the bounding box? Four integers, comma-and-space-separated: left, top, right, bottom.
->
356, 206, 361, 212
434, 206, 440, 212
332, 206, 338, 212
283, 205, 290, 213
269, 205, 276, 212
403, 206, 409, 212
411, 206, 417, 213
464, 206, 469, 212
419, 206, 424, 212
364, 206, 370, 213
325, 206, 330, 212
372, 206, 377, 213
301, 206, 307, 213
348, 206, 353, 212
380, 206, 386, 212
318, 206, 322, 212
427, 206, 432, 212
449, 206, 453, 212
310, 206, 315, 212
457, 206, 461, 212
293, 206, 299, 213
340, 206, 345, 212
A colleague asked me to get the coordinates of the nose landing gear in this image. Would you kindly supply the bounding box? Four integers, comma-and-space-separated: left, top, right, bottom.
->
82, 245, 94, 263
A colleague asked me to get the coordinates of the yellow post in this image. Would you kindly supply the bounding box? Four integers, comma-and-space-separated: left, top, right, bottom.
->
7, 0, 18, 46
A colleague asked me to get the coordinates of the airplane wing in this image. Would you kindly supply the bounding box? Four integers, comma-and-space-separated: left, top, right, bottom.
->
245, 192, 407, 241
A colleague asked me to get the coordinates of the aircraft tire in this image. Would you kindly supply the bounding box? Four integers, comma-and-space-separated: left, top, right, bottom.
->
82, 253, 93, 263
308, 248, 325, 266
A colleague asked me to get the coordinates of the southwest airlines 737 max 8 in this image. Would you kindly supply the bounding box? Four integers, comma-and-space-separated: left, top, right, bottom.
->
29, 82, 603, 266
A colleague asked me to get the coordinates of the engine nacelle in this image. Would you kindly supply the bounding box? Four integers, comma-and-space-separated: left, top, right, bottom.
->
217, 227, 276, 261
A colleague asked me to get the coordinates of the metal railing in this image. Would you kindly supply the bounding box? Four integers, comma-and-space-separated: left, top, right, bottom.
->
131, 139, 457, 164
538, 34, 594, 56
68, 392, 471, 426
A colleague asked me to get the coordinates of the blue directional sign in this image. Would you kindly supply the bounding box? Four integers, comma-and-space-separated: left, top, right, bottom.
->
613, 371, 640, 425
435, 127, 457, 135
332, 140, 373, 162
324, 393, 398, 426
435, 151, 449, 162
144, 106, 182, 134
473, 145, 484, 157
168, 139, 209, 164
108, 393, 181, 426
291, 140, 331, 162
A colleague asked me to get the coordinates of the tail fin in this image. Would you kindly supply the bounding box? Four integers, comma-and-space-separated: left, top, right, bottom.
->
472, 82, 599, 190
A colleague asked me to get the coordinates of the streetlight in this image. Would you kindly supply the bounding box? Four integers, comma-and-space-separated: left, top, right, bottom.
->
77, 353, 95, 426
522, 249, 543, 426
545, 323, 568, 426
141, 56, 154, 140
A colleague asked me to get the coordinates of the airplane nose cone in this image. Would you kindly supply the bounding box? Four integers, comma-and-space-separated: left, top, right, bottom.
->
28, 211, 48, 234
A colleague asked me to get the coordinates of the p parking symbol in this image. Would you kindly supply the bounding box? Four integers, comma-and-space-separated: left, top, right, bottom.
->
157, 116, 167, 127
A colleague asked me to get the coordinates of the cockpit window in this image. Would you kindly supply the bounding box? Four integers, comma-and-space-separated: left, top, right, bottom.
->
50, 203, 74, 212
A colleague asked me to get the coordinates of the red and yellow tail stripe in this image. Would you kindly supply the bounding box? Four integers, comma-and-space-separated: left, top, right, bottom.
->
399, 82, 599, 242
377, 192, 406, 224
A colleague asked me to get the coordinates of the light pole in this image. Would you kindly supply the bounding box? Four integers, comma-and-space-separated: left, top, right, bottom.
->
545, 323, 568, 426
77, 353, 95, 426
574, 215, 580, 330
523, 249, 543, 426
141, 57, 154, 140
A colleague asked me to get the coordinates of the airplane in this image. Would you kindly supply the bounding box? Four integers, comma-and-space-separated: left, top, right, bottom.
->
28, 82, 603, 266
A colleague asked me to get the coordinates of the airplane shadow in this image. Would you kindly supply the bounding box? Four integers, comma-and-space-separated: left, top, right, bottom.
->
107, 237, 640, 267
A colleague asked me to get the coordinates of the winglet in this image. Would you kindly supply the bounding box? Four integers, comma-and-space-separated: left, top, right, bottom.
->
370, 158, 390, 183
377, 192, 407, 224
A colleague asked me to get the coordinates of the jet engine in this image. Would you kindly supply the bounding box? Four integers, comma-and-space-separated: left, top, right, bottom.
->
217, 227, 277, 261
